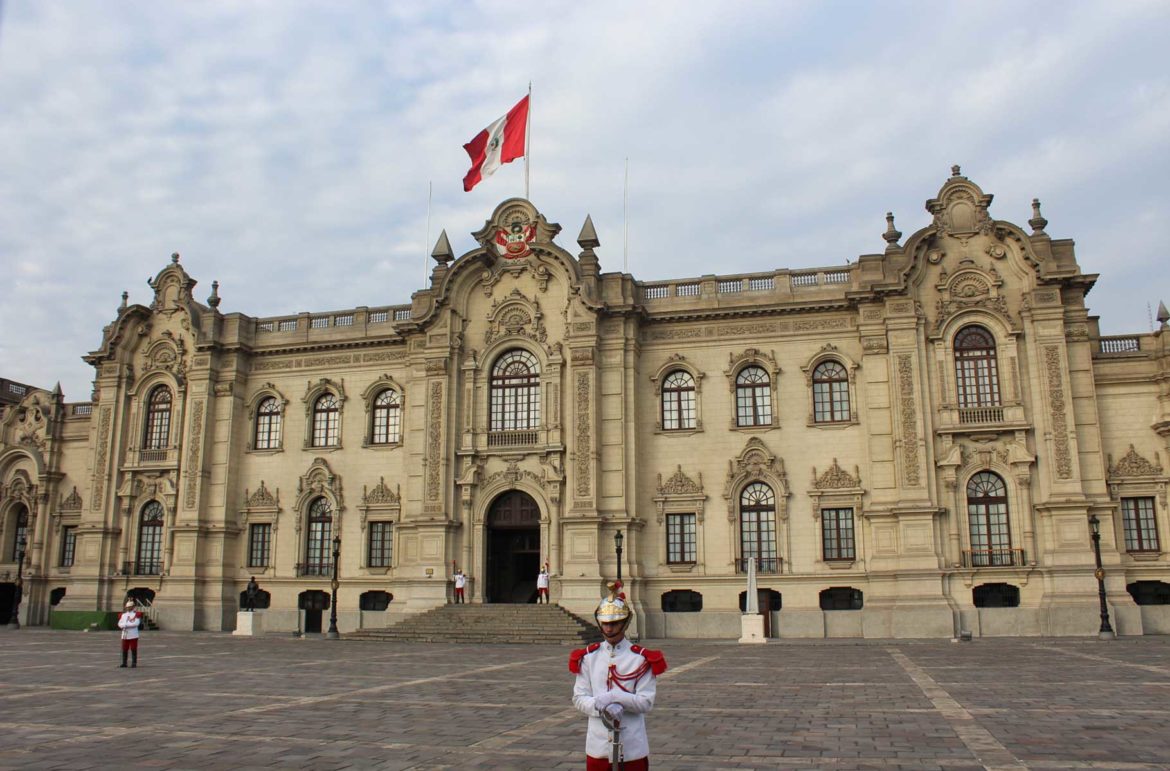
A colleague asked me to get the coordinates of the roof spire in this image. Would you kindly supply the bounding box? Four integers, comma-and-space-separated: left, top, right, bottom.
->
1029, 198, 1048, 236
431, 229, 454, 267
883, 212, 902, 252
1158, 300, 1169, 328
577, 214, 600, 250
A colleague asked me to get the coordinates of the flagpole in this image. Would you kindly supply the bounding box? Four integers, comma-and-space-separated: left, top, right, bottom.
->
623, 158, 629, 273
425, 180, 432, 285
525, 82, 532, 201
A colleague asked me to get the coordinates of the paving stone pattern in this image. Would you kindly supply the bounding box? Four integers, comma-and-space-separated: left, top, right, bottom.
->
1, 630, 1169, 770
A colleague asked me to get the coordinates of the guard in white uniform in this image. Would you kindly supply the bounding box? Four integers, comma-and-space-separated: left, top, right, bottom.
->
536, 564, 551, 603
569, 580, 666, 770
117, 599, 142, 668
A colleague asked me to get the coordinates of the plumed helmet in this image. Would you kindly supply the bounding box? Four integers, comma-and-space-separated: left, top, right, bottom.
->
594, 581, 631, 623
124, 600, 136, 609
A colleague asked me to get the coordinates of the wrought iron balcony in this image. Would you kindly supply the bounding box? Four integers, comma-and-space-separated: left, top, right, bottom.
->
957, 406, 1005, 425
961, 548, 1026, 568
735, 557, 783, 575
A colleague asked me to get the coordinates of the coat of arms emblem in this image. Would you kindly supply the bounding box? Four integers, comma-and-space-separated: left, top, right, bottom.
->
493, 219, 536, 260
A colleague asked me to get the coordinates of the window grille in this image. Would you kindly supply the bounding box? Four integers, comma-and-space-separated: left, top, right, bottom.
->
136, 501, 164, 575
304, 498, 333, 575
666, 513, 696, 563
739, 483, 777, 571
248, 523, 271, 568
967, 472, 1012, 565
955, 326, 1001, 408
60, 526, 77, 567
1121, 497, 1160, 552
254, 397, 282, 450
661, 370, 696, 430
735, 366, 772, 427
368, 522, 393, 567
812, 360, 850, 423
822, 508, 856, 560
143, 386, 172, 450
312, 393, 340, 447
490, 350, 541, 432
371, 390, 401, 445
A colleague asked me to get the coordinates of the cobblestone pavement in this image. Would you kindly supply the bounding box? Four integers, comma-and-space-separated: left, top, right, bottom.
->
1, 630, 1169, 770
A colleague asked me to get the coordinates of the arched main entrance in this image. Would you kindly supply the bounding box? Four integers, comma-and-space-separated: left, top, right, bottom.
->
485, 490, 541, 604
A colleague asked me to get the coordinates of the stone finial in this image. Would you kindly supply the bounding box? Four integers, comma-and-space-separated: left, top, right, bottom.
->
171, 252, 180, 264
431, 230, 453, 266
1158, 300, 1169, 327
119, 291, 129, 311
1029, 198, 1048, 235
208, 280, 221, 309
883, 211, 902, 251
950, 164, 962, 177
52, 381, 62, 397
577, 214, 600, 250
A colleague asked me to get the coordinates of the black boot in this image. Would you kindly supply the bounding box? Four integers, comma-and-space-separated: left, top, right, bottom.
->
120, 651, 128, 668
131, 649, 137, 668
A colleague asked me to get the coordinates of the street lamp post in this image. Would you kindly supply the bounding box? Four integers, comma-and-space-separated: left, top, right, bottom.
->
327, 534, 341, 640
8, 534, 27, 630
614, 529, 624, 585
1088, 514, 1115, 640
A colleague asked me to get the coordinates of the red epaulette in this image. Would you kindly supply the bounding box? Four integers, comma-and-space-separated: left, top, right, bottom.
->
568, 642, 601, 674
630, 645, 668, 675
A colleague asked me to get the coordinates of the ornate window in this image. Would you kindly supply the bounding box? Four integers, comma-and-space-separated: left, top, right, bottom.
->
311, 393, 340, 447
821, 507, 855, 561
966, 471, 1013, 566
739, 482, 778, 573
136, 501, 164, 575
1121, 497, 1159, 553
368, 522, 393, 567
304, 497, 333, 575
489, 349, 541, 431
666, 513, 696, 564
143, 385, 173, 449
9, 504, 29, 561
954, 325, 1001, 408
812, 361, 850, 423
662, 370, 696, 430
735, 366, 772, 427
370, 389, 402, 445
60, 526, 77, 567
254, 397, 282, 450
248, 523, 272, 568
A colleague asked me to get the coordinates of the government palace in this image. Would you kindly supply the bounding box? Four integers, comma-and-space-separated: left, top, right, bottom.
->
3, 168, 1169, 639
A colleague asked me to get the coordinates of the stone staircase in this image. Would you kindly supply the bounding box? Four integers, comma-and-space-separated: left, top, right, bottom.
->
347, 603, 603, 644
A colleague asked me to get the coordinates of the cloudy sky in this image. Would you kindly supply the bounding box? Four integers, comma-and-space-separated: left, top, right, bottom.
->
1, 1, 1168, 401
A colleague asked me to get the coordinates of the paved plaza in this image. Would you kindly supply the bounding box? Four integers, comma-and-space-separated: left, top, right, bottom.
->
1, 630, 1169, 770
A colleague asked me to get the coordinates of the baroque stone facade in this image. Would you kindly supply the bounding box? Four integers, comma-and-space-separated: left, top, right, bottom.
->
3, 169, 1170, 638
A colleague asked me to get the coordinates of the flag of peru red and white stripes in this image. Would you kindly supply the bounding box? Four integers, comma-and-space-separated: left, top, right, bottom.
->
462, 95, 529, 192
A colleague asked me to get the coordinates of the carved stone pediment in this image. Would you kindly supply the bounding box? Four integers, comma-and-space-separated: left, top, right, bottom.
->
363, 477, 400, 506
296, 458, 343, 508
926, 168, 994, 241
932, 264, 1010, 334
1109, 445, 1164, 478
723, 438, 789, 522
248, 481, 279, 508
658, 465, 703, 495
484, 289, 548, 347
59, 486, 83, 511
812, 459, 862, 490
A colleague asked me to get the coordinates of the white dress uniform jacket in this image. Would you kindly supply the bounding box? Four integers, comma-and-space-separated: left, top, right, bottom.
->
118, 611, 141, 640
571, 638, 662, 761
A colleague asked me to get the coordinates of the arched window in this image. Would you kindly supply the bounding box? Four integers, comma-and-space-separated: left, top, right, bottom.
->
739, 482, 779, 573
136, 501, 164, 575
735, 366, 772, 427
143, 386, 172, 449
311, 393, 340, 447
254, 397, 282, 450
812, 361, 850, 423
966, 471, 1013, 566
954, 326, 1001, 408
371, 389, 402, 445
973, 582, 1020, 608
490, 349, 541, 431
9, 504, 29, 561
661, 370, 696, 430
304, 497, 333, 576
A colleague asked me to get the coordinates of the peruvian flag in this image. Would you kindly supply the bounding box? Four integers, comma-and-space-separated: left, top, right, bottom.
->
463, 95, 529, 192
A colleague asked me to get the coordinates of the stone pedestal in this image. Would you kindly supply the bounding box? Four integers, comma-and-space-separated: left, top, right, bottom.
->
233, 610, 265, 636
739, 613, 766, 644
